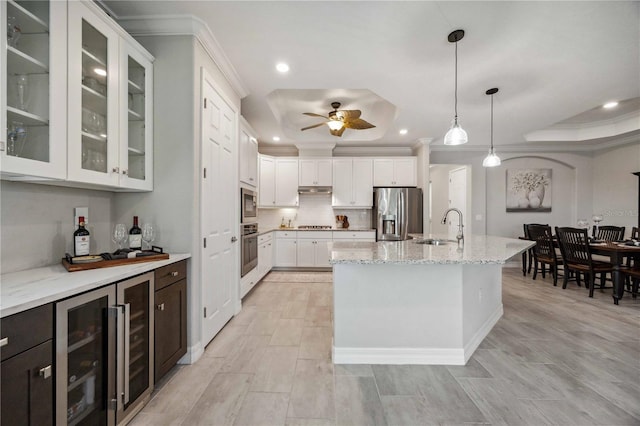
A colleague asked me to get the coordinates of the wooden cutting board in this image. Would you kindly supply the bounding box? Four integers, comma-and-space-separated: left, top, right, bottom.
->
62, 253, 170, 272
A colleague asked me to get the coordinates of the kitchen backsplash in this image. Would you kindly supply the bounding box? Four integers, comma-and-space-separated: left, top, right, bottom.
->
258, 194, 372, 229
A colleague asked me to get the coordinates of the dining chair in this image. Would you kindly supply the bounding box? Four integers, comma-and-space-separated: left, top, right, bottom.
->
622, 266, 640, 299
555, 227, 614, 298
528, 224, 563, 286
592, 225, 625, 241
632, 227, 639, 240
523, 223, 548, 275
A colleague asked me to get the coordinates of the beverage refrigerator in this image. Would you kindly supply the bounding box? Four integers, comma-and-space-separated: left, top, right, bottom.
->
55, 272, 154, 425
373, 187, 423, 241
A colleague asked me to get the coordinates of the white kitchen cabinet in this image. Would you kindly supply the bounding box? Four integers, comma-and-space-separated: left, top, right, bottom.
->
332, 230, 376, 242
373, 157, 417, 187
296, 231, 332, 267
275, 231, 297, 267
239, 117, 258, 187
275, 158, 299, 207
332, 158, 373, 207
67, 1, 154, 190
258, 154, 275, 206
257, 232, 273, 280
1, 0, 67, 179
299, 158, 332, 187
240, 267, 259, 299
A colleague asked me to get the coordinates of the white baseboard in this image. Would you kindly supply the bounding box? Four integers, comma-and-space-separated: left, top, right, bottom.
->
178, 341, 204, 365
462, 304, 503, 363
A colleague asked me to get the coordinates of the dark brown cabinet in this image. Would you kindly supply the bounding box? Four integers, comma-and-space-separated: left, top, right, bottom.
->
1, 304, 54, 425
154, 260, 187, 382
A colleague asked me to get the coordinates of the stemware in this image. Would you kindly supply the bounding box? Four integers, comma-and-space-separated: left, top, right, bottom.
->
7, 16, 21, 48
16, 74, 29, 111
7, 121, 27, 157
141, 223, 155, 250
112, 223, 128, 250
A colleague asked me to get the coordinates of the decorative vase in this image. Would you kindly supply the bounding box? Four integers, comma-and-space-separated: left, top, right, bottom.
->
528, 195, 541, 209
517, 197, 529, 208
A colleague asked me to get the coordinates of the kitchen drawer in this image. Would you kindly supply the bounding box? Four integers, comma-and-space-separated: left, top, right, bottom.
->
155, 260, 187, 291
1, 304, 53, 362
258, 232, 273, 244
276, 231, 297, 239
332, 231, 376, 240
297, 231, 333, 239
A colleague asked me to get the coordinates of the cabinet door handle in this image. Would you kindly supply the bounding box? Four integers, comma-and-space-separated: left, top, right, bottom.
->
122, 169, 128, 175
249, 178, 254, 181
0, 337, 8, 347
170, 271, 179, 277
112, 167, 119, 173
231, 236, 238, 243
39, 365, 52, 379
156, 303, 165, 311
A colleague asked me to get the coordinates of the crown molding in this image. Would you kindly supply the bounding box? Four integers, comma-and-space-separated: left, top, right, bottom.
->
332, 146, 414, 157
525, 110, 640, 142
115, 14, 249, 99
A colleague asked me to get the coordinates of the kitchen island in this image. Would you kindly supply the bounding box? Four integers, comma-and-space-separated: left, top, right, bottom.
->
328, 235, 534, 365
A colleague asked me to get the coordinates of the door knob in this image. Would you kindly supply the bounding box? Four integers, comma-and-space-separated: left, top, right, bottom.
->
231, 236, 238, 242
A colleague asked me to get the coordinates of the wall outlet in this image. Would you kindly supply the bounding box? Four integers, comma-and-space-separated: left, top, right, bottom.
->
74, 207, 89, 229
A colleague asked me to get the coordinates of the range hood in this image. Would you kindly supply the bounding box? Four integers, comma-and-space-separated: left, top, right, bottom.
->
298, 186, 332, 194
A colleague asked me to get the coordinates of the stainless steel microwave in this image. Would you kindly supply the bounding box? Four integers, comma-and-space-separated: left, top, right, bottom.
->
241, 188, 257, 223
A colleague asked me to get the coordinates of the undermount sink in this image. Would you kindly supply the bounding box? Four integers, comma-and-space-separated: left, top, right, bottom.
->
415, 238, 450, 246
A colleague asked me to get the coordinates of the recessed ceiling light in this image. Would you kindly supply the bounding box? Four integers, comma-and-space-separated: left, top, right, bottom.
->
272, 136, 280, 142
275, 63, 290, 73
399, 129, 408, 135
94, 67, 107, 76
603, 101, 618, 109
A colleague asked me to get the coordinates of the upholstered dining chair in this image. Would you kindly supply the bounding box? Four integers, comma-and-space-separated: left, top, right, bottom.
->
555, 227, 614, 298
523, 223, 548, 275
528, 224, 563, 286
592, 225, 625, 241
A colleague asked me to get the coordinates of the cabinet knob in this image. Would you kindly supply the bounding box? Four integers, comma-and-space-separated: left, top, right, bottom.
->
156, 303, 165, 311
231, 236, 238, 242
0, 337, 8, 347
122, 169, 128, 175
250, 177, 254, 181
112, 167, 120, 173
39, 365, 52, 379
169, 271, 179, 277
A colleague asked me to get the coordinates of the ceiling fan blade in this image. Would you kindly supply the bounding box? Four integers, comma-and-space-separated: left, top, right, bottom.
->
343, 118, 376, 130
303, 112, 329, 119
330, 126, 346, 137
337, 109, 361, 120
301, 122, 327, 131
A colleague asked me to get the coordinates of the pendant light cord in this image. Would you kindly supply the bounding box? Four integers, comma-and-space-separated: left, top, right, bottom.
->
454, 40, 458, 120
490, 94, 494, 152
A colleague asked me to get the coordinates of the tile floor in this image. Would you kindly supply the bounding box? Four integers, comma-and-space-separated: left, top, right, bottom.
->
130, 269, 640, 426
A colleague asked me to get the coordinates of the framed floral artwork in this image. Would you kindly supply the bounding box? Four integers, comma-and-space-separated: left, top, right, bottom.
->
506, 168, 552, 212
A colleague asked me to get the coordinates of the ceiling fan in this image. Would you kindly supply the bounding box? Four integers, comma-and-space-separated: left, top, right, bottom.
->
301, 102, 375, 137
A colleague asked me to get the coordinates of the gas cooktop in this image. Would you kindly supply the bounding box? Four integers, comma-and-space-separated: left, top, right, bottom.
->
297, 225, 333, 230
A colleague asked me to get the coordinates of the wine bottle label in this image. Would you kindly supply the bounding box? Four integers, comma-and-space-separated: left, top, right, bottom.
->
129, 234, 142, 249
75, 236, 90, 256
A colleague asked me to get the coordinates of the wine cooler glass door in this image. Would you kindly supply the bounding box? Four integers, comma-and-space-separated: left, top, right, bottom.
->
56, 286, 116, 426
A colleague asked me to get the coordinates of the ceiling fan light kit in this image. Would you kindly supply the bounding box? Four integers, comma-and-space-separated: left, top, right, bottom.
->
482, 87, 501, 168
444, 29, 468, 146
300, 101, 375, 137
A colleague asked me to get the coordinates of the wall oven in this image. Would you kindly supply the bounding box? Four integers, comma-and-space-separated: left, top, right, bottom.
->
241, 223, 258, 277
241, 188, 257, 223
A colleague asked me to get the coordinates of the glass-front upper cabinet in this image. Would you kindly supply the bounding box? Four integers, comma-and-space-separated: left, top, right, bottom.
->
119, 41, 153, 191
67, 1, 120, 187
1, 0, 67, 179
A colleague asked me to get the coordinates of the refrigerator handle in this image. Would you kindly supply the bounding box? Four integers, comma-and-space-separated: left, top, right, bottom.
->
115, 305, 124, 413
123, 303, 131, 405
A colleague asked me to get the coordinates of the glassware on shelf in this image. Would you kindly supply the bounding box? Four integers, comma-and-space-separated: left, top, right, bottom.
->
141, 223, 155, 250
16, 74, 29, 111
7, 15, 21, 48
7, 121, 27, 157
112, 223, 128, 249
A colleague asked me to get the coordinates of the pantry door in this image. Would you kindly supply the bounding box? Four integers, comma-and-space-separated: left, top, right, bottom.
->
200, 69, 237, 346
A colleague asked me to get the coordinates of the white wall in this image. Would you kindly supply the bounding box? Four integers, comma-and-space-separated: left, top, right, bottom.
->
429, 164, 462, 235
592, 143, 640, 236
1, 181, 114, 273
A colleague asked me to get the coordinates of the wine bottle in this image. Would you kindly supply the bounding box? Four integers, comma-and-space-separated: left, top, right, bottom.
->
129, 216, 142, 250
74, 216, 90, 256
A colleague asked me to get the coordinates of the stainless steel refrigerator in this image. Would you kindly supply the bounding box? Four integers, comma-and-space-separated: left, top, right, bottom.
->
373, 187, 423, 241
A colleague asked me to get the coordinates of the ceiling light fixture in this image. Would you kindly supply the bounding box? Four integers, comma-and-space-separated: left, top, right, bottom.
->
94, 67, 107, 76
399, 129, 408, 135
272, 136, 280, 142
444, 29, 468, 146
482, 88, 501, 168
276, 62, 290, 73
603, 101, 618, 109
327, 120, 344, 131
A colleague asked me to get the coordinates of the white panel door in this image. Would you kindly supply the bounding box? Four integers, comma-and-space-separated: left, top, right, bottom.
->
201, 69, 237, 346
332, 159, 352, 207
448, 167, 467, 239
352, 159, 373, 206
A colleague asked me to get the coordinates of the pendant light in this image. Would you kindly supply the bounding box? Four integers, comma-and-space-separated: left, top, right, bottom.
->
444, 29, 468, 145
482, 88, 501, 167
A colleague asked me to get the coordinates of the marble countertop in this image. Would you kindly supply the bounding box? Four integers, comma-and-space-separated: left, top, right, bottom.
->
1, 253, 191, 318
329, 234, 534, 265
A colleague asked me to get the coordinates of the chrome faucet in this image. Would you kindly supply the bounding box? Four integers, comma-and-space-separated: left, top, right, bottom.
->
441, 208, 464, 248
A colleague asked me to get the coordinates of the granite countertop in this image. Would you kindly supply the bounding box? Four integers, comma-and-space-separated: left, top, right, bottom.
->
1, 253, 191, 318
258, 228, 374, 236
329, 234, 534, 265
